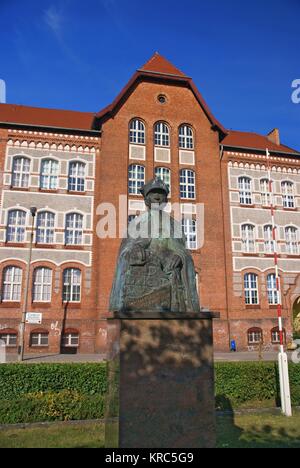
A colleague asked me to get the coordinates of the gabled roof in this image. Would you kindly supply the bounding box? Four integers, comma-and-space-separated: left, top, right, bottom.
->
139, 52, 188, 78
95, 53, 227, 136
0, 103, 95, 131
222, 130, 300, 155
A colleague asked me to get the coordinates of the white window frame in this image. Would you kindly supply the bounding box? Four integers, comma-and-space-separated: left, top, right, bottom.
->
36, 211, 55, 244
63, 268, 81, 303
180, 169, 196, 199
11, 156, 30, 188
281, 181, 295, 209
33, 267, 52, 303
248, 329, 263, 345
30, 333, 49, 347
239, 177, 252, 205
267, 273, 279, 305
155, 167, 171, 193
241, 224, 255, 253
129, 119, 145, 145
40, 159, 59, 190
68, 161, 86, 192
0, 333, 17, 347
128, 164, 145, 195
62, 333, 79, 347
244, 273, 259, 305
7, 210, 26, 243
2, 266, 22, 302
260, 178, 271, 206
179, 125, 194, 150
65, 213, 83, 246
182, 218, 197, 250
154, 122, 170, 147
285, 226, 298, 255
264, 225, 275, 254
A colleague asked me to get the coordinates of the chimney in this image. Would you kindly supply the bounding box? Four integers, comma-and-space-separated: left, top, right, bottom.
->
267, 128, 280, 146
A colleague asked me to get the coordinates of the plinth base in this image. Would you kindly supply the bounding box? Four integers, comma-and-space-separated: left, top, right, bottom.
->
106, 310, 219, 449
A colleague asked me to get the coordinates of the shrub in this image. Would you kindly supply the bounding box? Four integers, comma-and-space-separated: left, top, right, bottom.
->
215, 362, 300, 409
0, 363, 108, 399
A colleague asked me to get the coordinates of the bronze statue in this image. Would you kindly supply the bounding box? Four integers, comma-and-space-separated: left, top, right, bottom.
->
110, 178, 200, 313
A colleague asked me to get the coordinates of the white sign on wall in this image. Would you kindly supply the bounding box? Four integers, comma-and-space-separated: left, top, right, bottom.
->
26, 313, 43, 325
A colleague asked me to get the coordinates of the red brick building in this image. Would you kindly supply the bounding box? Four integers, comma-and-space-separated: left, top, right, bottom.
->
0, 53, 299, 354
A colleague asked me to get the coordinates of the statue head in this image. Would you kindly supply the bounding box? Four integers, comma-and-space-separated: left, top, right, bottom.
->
140, 177, 169, 209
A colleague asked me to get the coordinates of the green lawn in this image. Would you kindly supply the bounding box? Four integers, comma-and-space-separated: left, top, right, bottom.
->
0, 411, 299, 448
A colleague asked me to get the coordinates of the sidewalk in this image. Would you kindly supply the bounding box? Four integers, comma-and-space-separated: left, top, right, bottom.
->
4, 351, 292, 363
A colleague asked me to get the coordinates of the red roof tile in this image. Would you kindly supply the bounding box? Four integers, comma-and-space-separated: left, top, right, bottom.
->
0, 103, 95, 131
222, 130, 299, 155
139, 52, 188, 77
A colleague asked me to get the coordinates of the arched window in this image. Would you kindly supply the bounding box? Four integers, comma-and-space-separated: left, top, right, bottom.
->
271, 327, 286, 344
247, 328, 263, 345
241, 224, 255, 253
12, 156, 30, 188
267, 273, 279, 305
285, 226, 298, 254
244, 273, 259, 305
154, 167, 171, 193
282, 181, 295, 208
128, 164, 145, 195
33, 267, 52, 302
65, 213, 83, 245
40, 159, 59, 190
68, 161, 85, 192
260, 179, 271, 206
264, 225, 275, 254
2, 266, 22, 302
182, 218, 197, 250
154, 122, 170, 147
129, 119, 145, 145
30, 330, 49, 347
63, 268, 81, 303
179, 125, 194, 150
0, 329, 17, 347
180, 169, 196, 199
238, 177, 252, 205
36, 212, 55, 244
62, 330, 80, 348
7, 210, 26, 243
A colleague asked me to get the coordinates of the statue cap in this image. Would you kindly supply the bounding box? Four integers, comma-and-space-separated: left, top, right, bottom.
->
140, 177, 170, 197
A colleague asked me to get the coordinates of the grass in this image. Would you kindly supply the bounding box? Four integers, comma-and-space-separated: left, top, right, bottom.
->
0, 411, 300, 448
217, 409, 300, 448
0, 422, 105, 449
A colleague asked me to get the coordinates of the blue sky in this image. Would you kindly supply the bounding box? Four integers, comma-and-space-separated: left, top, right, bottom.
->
0, 0, 299, 149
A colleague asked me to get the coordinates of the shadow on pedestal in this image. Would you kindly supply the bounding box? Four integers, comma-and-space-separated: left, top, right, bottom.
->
105, 310, 219, 449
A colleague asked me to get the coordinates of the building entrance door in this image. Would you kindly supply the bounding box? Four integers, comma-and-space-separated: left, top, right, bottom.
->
293, 297, 300, 339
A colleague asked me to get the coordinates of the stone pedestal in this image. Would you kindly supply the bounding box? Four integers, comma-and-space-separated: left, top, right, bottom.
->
105, 310, 219, 449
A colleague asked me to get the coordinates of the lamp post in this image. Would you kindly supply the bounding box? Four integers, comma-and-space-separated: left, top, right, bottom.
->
18, 207, 37, 363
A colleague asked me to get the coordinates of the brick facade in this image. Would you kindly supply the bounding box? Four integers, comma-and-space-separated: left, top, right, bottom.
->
0, 53, 299, 354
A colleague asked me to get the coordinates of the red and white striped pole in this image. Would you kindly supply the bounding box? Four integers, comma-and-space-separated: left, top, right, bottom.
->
266, 149, 292, 416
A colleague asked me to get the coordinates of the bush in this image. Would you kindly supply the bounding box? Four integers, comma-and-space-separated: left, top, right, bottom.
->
0, 363, 108, 399
215, 362, 300, 410
0, 391, 105, 424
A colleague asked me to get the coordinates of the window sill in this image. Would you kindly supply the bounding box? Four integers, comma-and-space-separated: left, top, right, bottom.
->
242, 253, 257, 257
5, 242, 26, 248
39, 189, 58, 194
240, 204, 255, 208
245, 305, 261, 310
62, 303, 81, 309
30, 346, 49, 349
64, 245, 85, 250
283, 207, 297, 211
35, 244, 56, 249
68, 191, 86, 195
31, 303, 52, 309
10, 187, 29, 192
0, 302, 21, 308
269, 305, 279, 309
